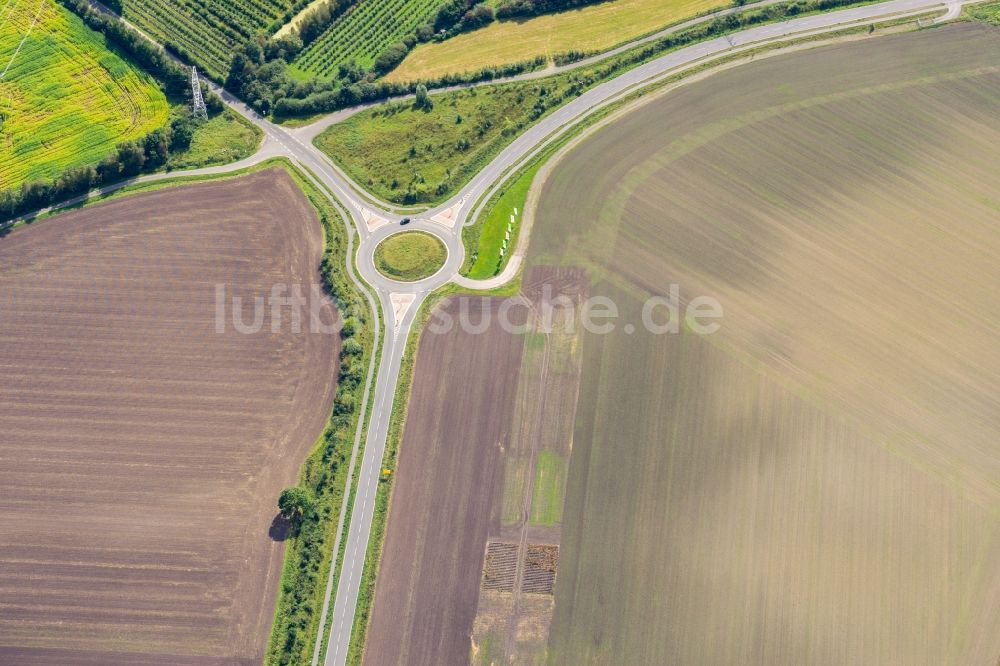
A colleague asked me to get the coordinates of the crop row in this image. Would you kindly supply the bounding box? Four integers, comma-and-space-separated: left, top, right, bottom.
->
295, 0, 443, 76
120, 0, 296, 79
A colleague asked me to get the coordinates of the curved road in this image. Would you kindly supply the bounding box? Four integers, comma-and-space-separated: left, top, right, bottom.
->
16, 0, 965, 663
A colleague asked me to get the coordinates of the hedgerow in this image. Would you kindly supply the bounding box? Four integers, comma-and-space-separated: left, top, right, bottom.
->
263, 168, 374, 666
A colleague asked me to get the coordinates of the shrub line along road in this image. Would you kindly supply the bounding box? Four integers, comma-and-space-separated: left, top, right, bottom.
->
30, 0, 967, 663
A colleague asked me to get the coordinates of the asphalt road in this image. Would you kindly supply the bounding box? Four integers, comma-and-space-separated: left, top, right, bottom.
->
19, 0, 964, 663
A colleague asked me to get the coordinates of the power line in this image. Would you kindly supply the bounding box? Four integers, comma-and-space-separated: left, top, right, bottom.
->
191, 66, 207, 119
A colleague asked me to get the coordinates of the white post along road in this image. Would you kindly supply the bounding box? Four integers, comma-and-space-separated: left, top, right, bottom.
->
37, 0, 968, 662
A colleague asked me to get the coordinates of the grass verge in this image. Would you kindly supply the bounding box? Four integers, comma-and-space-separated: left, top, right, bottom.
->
166, 109, 262, 170
463, 153, 544, 277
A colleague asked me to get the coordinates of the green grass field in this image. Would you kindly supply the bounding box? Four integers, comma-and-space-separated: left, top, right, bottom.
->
293, 0, 444, 76
529, 450, 566, 526
387, 0, 727, 81
167, 109, 261, 170
464, 160, 539, 278
0, 0, 167, 190
373, 230, 446, 281
120, 0, 297, 80
967, 0, 1000, 24
314, 78, 587, 205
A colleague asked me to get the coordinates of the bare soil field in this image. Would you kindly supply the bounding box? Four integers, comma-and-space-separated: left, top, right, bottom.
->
526, 23, 1000, 664
367, 271, 587, 665
363, 298, 524, 666
0, 170, 339, 664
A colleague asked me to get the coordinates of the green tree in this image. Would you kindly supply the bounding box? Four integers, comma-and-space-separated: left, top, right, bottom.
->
415, 83, 431, 110
170, 116, 195, 152
277, 487, 314, 521
373, 41, 409, 75
116, 141, 145, 177
143, 129, 170, 169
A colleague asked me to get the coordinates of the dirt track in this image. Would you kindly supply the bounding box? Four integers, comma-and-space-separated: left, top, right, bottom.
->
0, 169, 339, 664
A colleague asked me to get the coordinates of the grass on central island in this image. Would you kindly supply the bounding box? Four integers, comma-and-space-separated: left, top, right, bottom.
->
374, 230, 447, 281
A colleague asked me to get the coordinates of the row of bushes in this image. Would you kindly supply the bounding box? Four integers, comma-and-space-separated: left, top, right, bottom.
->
496, 0, 606, 18
356, 0, 869, 118
224, 0, 477, 113
273, 56, 546, 117
0, 111, 220, 223
226, 20, 547, 119
225, 0, 559, 117
264, 171, 373, 666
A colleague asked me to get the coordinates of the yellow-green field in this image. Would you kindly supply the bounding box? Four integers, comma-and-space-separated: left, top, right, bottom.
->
0, 0, 167, 190
528, 23, 1000, 664
385, 0, 728, 82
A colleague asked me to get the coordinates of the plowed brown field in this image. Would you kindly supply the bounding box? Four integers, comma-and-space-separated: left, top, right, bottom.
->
0, 169, 339, 664
363, 298, 524, 666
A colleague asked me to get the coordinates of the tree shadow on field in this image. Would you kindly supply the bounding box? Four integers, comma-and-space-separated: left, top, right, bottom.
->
268, 513, 292, 542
